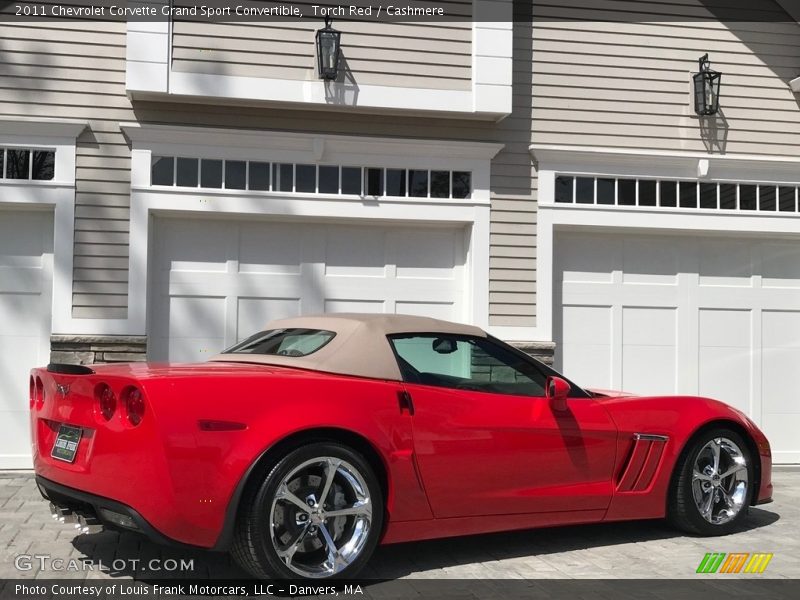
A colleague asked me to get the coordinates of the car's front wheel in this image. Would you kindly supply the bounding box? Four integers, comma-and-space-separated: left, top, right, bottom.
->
232, 442, 383, 579
668, 428, 753, 536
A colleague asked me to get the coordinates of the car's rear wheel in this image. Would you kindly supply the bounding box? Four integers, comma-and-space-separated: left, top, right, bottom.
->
232, 442, 383, 579
668, 428, 753, 536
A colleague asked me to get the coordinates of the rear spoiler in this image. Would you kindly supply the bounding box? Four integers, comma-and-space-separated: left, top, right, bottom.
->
46, 363, 95, 375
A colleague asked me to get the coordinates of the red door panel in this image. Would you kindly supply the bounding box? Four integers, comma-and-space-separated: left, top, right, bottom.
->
407, 384, 618, 518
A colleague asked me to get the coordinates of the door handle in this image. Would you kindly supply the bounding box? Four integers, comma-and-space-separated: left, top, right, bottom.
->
398, 390, 415, 416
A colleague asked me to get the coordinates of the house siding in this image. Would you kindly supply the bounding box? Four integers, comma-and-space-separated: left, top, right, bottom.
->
0, 17, 537, 328
532, 0, 800, 155
172, 18, 473, 90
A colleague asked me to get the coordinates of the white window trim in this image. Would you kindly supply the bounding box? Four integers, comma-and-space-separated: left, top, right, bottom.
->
0, 117, 86, 339
126, 1, 512, 120
532, 144, 800, 344
83, 123, 502, 337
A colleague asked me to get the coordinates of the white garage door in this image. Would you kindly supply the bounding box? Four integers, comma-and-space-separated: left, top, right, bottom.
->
556, 231, 800, 464
150, 217, 467, 362
0, 209, 53, 469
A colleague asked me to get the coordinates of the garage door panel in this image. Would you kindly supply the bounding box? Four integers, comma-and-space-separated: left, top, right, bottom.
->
698, 306, 751, 413
394, 230, 460, 280
560, 305, 612, 389
559, 235, 619, 283
557, 230, 800, 462
151, 218, 466, 363
325, 227, 388, 277
699, 309, 751, 348
167, 296, 226, 338
762, 310, 800, 348
621, 307, 677, 395
761, 243, 800, 287
395, 301, 456, 320
762, 349, 800, 413
237, 297, 301, 341
325, 299, 385, 314
0, 411, 34, 460
0, 335, 40, 400
159, 220, 233, 273
239, 223, 304, 274
621, 237, 680, 284
0, 210, 52, 469
698, 240, 753, 286
699, 347, 751, 414
0, 211, 48, 260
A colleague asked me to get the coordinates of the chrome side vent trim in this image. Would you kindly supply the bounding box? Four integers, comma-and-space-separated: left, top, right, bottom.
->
617, 433, 669, 492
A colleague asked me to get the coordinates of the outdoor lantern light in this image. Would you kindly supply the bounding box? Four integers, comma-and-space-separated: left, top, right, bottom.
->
693, 53, 722, 116
316, 16, 341, 80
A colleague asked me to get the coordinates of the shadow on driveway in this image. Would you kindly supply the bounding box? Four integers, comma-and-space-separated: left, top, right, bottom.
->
71, 507, 780, 580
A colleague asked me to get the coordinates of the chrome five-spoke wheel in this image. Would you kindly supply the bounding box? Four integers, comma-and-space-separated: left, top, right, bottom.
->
270, 457, 373, 578
691, 437, 748, 525
232, 442, 383, 580
669, 428, 753, 535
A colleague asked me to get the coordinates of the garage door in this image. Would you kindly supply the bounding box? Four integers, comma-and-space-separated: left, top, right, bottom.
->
0, 210, 53, 469
556, 231, 800, 464
150, 217, 467, 362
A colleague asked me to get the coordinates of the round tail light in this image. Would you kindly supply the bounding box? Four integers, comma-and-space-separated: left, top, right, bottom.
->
35, 377, 44, 407
124, 387, 145, 426
29, 376, 35, 408
95, 383, 116, 421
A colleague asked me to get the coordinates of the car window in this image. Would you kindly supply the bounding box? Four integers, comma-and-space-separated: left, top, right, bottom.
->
224, 328, 335, 356
389, 334, 547, 396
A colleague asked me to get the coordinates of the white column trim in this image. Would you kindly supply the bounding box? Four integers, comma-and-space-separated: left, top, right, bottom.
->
125, 1, 170, 94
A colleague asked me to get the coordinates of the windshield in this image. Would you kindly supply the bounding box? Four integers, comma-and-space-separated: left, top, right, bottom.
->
223, 328, 335, 357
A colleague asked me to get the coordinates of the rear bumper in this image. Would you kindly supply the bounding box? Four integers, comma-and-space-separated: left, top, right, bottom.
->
35, 475, 203, 550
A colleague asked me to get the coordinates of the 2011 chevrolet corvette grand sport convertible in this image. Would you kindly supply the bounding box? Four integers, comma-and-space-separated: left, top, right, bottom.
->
30, 314, 772, 579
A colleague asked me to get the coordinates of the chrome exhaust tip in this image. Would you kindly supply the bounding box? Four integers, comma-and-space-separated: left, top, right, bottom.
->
48, 502, 103, 534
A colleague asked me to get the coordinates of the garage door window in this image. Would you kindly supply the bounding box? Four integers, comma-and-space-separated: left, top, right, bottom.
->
150, 155, 471, 199
555, 175, 799, 214
0, 148, 55, 181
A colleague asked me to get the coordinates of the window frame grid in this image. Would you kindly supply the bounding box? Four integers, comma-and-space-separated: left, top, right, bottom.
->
552, 175, 800, 216
149, 156, 472, 200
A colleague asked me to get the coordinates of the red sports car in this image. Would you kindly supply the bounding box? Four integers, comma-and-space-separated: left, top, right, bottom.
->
30, 314, 772, 580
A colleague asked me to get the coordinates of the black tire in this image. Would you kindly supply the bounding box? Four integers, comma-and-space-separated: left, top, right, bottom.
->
231, 441, 384, 579
668, 428, 754, 536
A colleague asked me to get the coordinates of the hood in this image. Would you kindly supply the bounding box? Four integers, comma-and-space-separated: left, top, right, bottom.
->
587, 387, 638, 398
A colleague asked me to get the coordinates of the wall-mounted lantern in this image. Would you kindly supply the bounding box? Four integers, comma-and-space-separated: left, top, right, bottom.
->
693, 54, 722, 116
316, 17, 341, 80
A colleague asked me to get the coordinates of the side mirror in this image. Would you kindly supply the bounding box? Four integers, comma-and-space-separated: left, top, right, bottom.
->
546, 376, 570, 412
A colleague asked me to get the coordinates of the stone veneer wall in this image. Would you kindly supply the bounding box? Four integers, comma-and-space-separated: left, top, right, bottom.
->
511, 341, 556, 366
50, 336, 147, 365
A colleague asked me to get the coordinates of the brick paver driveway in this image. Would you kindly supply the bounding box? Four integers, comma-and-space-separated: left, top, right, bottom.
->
1, 469, 797, 580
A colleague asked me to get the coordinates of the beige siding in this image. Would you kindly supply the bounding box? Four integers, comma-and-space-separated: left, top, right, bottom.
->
532, 0, 800, 154
172, 3, 473, 91
0, 19, 134, 320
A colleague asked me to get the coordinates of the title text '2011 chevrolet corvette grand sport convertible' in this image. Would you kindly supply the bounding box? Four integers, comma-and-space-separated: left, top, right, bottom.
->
30, 314, 772, 579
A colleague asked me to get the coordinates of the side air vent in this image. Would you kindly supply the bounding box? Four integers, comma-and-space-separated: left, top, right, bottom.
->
47, 363, 95, 375
617, 433, 669, 492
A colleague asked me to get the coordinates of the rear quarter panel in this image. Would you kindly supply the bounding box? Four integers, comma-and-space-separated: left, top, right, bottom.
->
136, 370, 427, 546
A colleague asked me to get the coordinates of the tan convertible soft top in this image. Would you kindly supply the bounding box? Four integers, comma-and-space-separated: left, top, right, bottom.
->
209, 313, 486, 381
